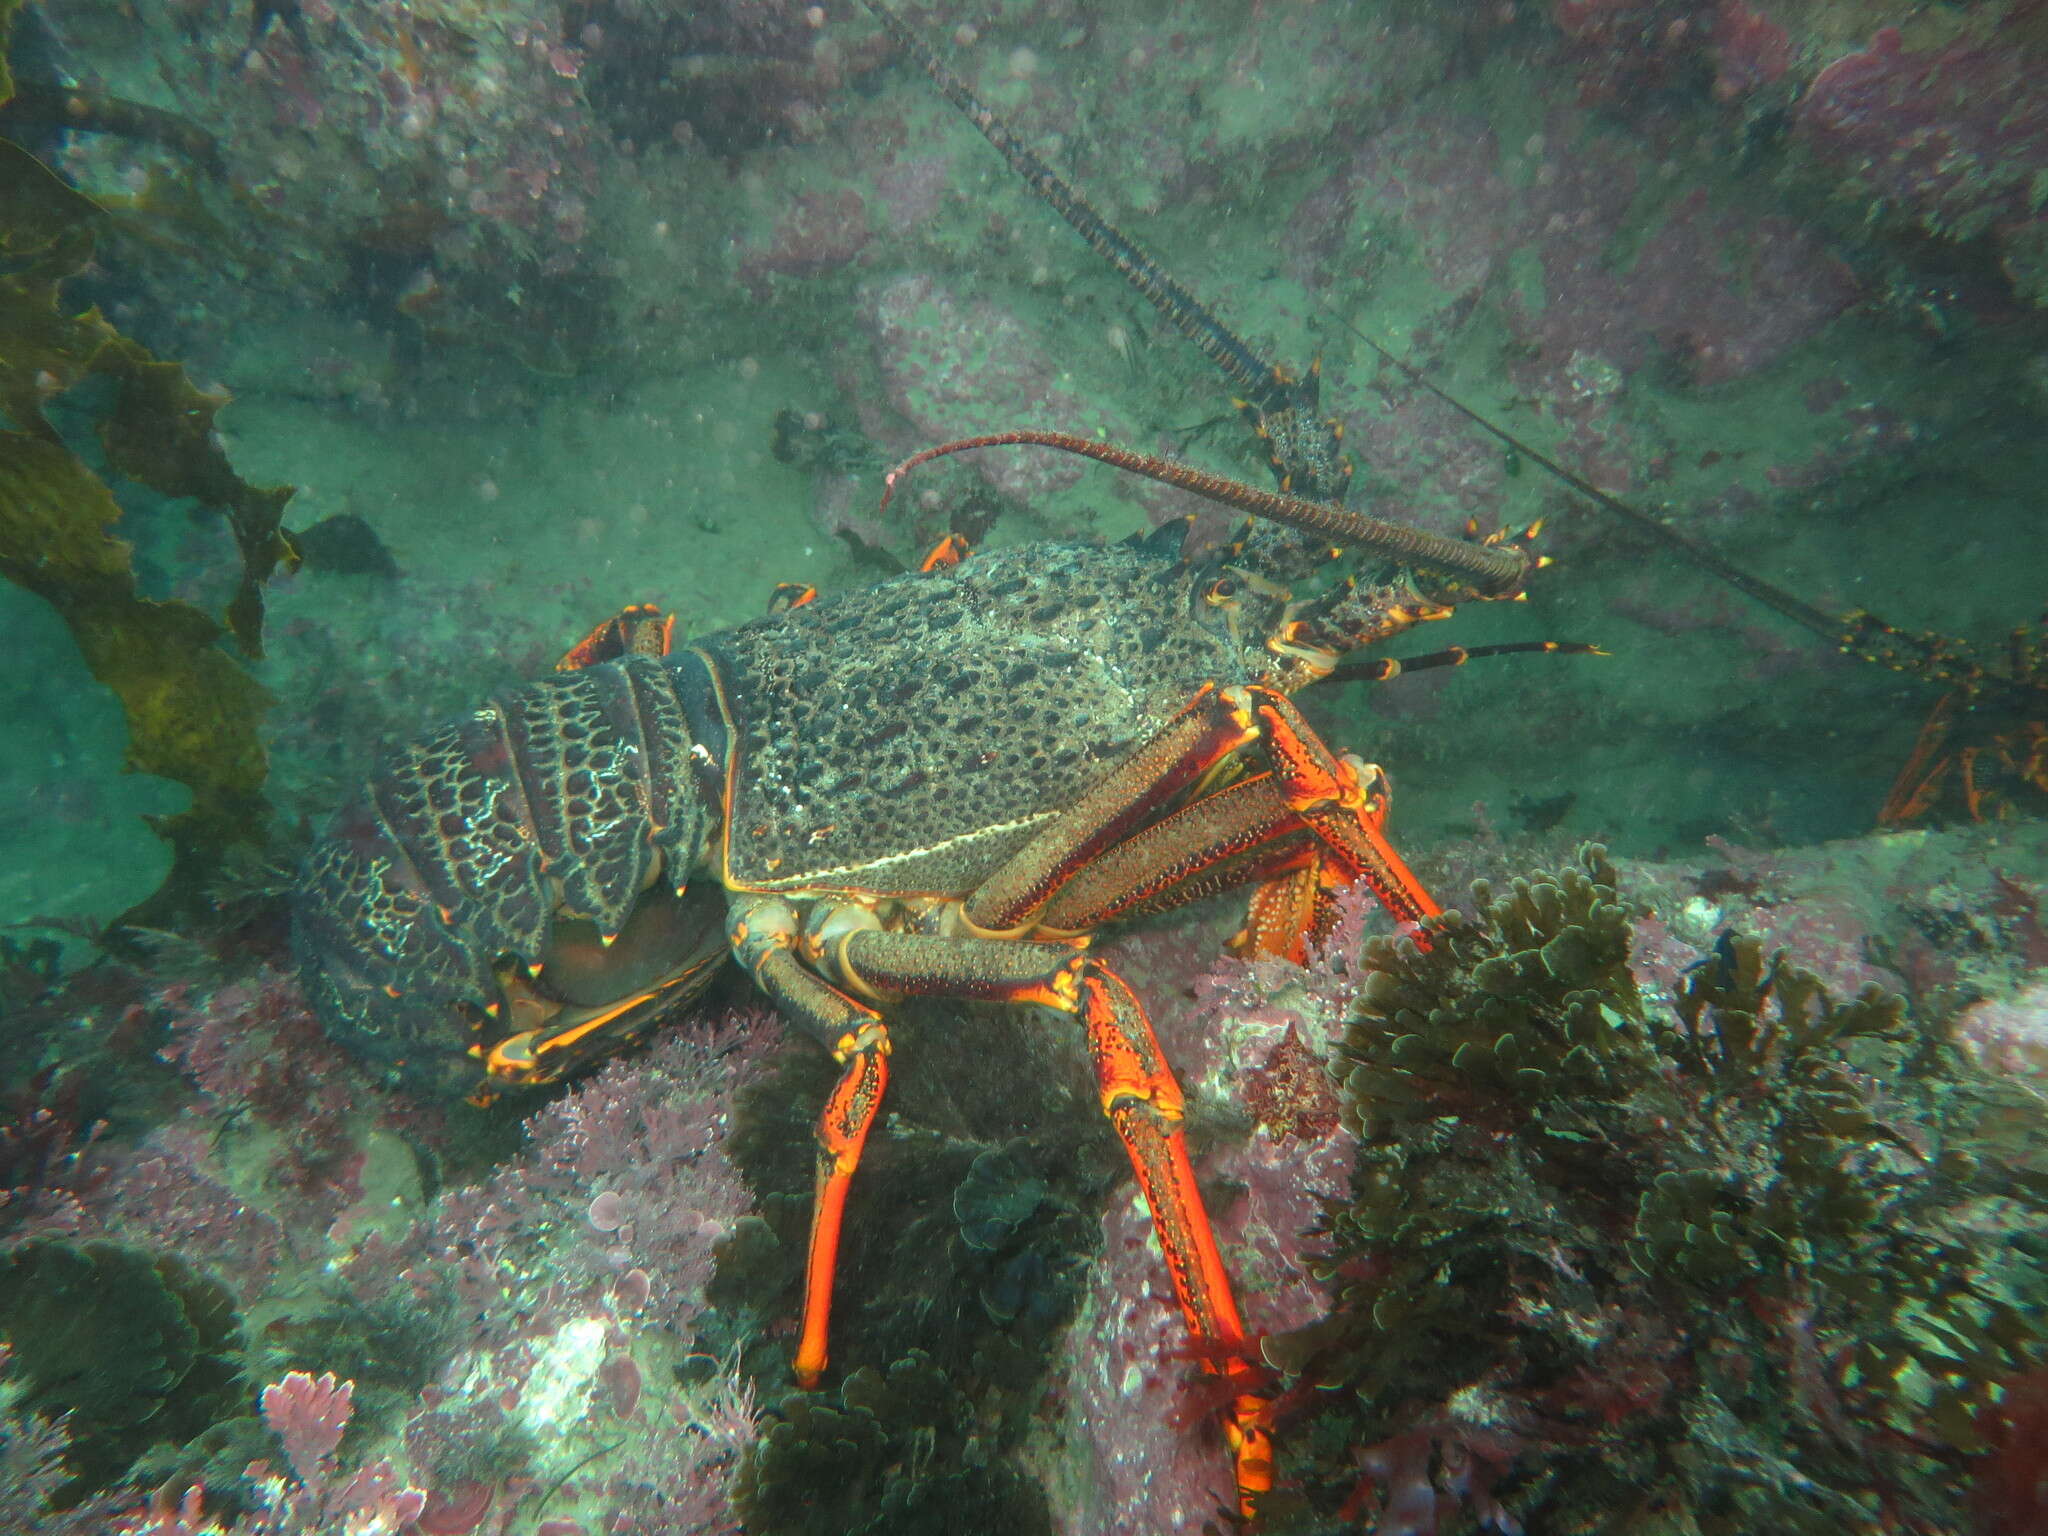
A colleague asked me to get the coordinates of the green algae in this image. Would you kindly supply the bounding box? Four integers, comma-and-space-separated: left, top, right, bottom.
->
1264, 846, 2046, 1533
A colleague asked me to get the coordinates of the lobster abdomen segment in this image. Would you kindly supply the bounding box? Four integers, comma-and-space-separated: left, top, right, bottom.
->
294, 655, 713, 1088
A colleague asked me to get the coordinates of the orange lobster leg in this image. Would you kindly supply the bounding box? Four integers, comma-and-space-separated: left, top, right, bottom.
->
964, 684, 1260, 934
1076, 963, 1274, 1517
732, 901, 895, 1388
918, 531, 972, 571
795, 1018, 889, 1388
555, 604, 675, 670
767, 581, 818, 614
833, 929, 1274, 1521
767, 953, 888, 1387
1236, 857, 1329, 961
1235, 685, 1441, 936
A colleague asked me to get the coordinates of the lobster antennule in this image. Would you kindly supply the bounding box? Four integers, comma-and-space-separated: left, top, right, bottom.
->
879, 430, 1531, 597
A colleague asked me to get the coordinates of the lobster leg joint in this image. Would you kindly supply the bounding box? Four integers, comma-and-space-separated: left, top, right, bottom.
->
1236, 685, 1441, 938
796, 1023, 890, 1390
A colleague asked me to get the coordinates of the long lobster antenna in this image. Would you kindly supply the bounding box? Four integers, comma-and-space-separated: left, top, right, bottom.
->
1335, 319, 1850, 643
865, 0, 1998, 697
858, 0, 1280, 405
1326, 639, 1606, 688
859, 0, 1354, 507
880, 431, 1532, 598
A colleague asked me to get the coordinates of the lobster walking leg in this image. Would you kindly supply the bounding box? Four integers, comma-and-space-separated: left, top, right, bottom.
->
834, 930, 1274, 1520
729, 897, 894, 1388
1011, 682, 1439, 958
1232, 685, 1441, 942
793, 1026, 889, 1390
1076, 964, 1275, 1516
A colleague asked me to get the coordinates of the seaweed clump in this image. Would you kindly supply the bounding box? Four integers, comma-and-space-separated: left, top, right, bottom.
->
1267, 846, 2047, 1534
734, 1348, 1050, 1536
0, 1239, 247, 1506
0, 4, 298, 928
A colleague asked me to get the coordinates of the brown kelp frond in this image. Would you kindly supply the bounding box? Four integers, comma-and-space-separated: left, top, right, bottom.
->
0, 84, 295, 925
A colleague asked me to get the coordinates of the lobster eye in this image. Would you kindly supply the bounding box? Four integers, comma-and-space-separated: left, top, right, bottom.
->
1204, 578, 1239, 606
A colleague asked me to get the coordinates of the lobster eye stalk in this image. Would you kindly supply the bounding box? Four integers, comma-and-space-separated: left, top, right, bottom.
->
879, 430, 1532, 599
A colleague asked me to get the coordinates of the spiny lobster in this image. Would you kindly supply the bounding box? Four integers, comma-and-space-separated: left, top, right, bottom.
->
295, 414, 1551, 1518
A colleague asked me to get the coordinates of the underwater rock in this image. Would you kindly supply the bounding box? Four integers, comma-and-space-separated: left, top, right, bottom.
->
294, 513, 400, 579
740, 188, 872, 297
1797, 23, 2048, 308
1956, 979, 2048, 1078
862, 273, 1130, 506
